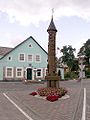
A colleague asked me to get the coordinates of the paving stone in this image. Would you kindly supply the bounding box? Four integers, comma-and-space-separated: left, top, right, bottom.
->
1, 80, 90, 120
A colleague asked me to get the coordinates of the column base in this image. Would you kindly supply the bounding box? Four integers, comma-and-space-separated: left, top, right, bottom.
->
45, 75, 60, 88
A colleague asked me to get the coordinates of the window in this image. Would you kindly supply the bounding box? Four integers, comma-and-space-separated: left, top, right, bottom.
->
35, 55, 41, 62
36, 69, 42, 77
9, 57, 11, 60
19, 54, 25, 61
6, 67, 13, 77
28, 55, 33, 62
7, 56, 12, 61
16, 68, 23, 77
29, 44, 32, 47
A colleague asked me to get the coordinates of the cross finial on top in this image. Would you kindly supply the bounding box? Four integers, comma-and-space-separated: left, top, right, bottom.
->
52, 8, 54, 15
51, 8, 54, 19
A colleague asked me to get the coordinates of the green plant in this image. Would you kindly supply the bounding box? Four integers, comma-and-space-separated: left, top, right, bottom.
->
85, 69, 90, 78
64, 71, 78, 80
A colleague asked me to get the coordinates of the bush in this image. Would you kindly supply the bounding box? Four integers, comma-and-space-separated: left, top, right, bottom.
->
85, 69, 90, 78
64, 71, 78, 80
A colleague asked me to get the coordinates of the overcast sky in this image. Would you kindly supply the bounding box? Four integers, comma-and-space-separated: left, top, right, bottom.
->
0, 0, 90, 57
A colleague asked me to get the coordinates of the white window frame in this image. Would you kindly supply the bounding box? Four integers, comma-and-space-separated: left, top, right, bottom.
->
35, 54, 41, 63
27, 54, 33, 62
19, 53, 25, 62
36, 68, 43, 78
16, 67, 23, 78
44, 68, 48, 77
6, 67, 13, 78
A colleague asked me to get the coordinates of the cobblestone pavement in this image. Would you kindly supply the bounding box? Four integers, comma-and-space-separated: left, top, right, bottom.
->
0, 80, 89, 120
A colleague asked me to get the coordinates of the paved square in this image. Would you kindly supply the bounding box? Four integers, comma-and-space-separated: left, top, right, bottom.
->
0, 80, 89, 120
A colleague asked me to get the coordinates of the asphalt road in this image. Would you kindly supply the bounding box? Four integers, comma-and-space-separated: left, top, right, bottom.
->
82, 80, 90, 120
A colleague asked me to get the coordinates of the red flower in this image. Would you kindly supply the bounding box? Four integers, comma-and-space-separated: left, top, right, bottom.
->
30, 92, 37, 96
46, 95, 58, 102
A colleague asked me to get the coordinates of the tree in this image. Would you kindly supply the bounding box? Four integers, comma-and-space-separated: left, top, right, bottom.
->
78, 39, 90, 67
60, 45, 76, 71
71, 59, 79, 71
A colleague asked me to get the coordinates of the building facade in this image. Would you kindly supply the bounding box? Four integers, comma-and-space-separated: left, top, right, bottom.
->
0, 36, 48, 81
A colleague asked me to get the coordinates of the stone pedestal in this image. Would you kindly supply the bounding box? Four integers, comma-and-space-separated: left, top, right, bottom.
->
45, 75, 60, 88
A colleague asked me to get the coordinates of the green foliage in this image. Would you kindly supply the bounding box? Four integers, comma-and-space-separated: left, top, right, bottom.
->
64, 72, 71, 80
85, 69, 90, 78
64, 71, 78, 80
84, 39, 90, 57
78, 39, 90, 67
60, 45, 76, 71
71, 59, 79, 71
78, 45, 85, 56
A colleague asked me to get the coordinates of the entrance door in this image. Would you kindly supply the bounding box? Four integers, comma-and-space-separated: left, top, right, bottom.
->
27, 68, 32, 80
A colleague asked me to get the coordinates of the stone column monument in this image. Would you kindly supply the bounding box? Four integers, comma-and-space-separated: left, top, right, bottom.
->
45, 14, 60, 88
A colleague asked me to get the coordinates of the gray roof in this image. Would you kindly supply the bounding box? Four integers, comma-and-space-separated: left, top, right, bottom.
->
0, 47, 12, 56
47, 16, 57, 32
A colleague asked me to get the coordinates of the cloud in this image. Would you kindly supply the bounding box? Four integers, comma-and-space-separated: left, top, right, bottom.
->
0, 32, 25, 47
0, 0, 90, 26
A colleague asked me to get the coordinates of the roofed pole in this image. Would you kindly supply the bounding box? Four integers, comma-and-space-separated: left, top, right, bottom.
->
45, 10, 60, 88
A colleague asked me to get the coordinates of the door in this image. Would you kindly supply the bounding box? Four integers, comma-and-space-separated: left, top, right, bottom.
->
27, 68, 32, 80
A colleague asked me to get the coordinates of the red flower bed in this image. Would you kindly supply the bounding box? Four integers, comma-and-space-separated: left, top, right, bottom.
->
29, 87, 68, 102
46, 94, 58, 102
30, 92, 37, 96
37, 87, 68, 97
